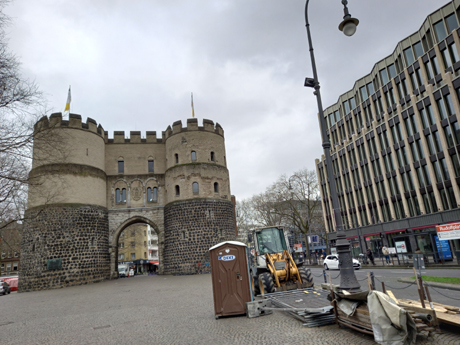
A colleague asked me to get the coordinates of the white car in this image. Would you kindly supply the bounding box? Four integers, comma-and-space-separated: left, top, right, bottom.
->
323, 254, 361, 270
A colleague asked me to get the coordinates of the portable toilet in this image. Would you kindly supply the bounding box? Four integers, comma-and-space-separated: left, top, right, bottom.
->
209, 241, 252, 318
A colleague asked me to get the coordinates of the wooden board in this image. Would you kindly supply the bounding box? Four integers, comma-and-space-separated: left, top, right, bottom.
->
434, 312, 460, 326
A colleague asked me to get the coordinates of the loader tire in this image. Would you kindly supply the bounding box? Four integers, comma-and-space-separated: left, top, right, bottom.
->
299, 267, 313, 285
259, 272, 275, 294
252, 274, 261, 296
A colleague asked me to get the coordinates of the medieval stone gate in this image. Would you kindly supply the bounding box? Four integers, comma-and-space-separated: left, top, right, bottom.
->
19, 114, 236, 292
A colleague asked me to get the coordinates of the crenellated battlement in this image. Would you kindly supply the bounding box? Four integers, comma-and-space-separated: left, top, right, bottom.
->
104, 130, 165, 144
104, 118, 224, 144
164, 118, 224, 140
34, 113, 105, 137
36, 115, 225, 144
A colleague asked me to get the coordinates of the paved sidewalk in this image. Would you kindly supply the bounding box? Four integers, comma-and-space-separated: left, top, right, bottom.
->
1, 274, 459, 345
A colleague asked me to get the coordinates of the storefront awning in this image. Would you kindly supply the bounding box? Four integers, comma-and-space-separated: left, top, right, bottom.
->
364, 232, 380, 237
412, 224, 437, 230
346, 236, 358, 239
149, 261, 159, 265
384, 229, 406, 234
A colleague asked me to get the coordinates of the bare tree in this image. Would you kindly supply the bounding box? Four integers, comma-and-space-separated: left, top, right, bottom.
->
272, 169, 325, 260
238, 168, 327, 260
0, 0, 51, 241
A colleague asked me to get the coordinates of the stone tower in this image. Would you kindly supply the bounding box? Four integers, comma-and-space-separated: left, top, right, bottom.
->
163, 118, 235, 274
19, 115, 235, 291
20, 114, 110, 291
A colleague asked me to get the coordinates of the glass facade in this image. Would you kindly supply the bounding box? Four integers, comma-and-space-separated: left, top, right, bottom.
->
317, 3, 460, 239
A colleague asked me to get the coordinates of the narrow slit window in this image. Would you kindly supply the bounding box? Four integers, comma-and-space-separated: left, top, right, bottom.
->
192, 182, 199, 194
148, 160, 154, 173
175, 153, 179, 164
175, 185, 180, 196
210, 151, 215, 161
118, 161, 124, 173
214, 182, 219, 193
191, 151, 197, 161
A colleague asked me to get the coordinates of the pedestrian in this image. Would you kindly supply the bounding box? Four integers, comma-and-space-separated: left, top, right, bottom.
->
382, 246, 391, 264
321, 250, 327, 263
366, 248, 375, 265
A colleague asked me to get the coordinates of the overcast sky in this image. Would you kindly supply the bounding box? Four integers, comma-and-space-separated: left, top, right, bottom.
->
4, 0, 450, 200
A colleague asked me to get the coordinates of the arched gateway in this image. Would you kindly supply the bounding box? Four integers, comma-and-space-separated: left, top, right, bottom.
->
19, 114, 236, 292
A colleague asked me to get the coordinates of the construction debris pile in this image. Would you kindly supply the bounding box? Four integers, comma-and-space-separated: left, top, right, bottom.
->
247, 288, 336, 327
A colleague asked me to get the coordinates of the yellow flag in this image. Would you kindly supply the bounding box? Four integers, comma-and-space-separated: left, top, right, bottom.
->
64, 86, 71, 114
191, 92, 195, 118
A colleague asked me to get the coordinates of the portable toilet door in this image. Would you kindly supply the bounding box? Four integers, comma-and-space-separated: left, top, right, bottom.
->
209, 241, 252, 318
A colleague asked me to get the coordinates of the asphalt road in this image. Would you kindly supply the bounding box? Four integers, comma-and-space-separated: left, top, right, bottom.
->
309, 267, 460, 307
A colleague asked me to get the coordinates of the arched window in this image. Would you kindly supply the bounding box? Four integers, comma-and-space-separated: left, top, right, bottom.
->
175, 153, 179, 164
191, 151, 197, 161
175, 185, 180, 196
214, 182, 219, 193
211, 151, 215, 161
116, 188, 127, 203
192, 182, 199, 194
147, 187, 158, 202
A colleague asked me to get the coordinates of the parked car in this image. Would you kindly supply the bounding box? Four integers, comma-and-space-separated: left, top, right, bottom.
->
0, 276, 18, 291
323, 254, 361, 270
0, 281, 11, 295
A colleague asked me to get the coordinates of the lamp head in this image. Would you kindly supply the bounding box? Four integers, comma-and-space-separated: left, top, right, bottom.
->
339, 16, 359, 36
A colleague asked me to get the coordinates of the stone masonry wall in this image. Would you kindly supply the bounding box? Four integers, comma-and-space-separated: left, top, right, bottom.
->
163, 199, 235, 274
19, 205, 110, 292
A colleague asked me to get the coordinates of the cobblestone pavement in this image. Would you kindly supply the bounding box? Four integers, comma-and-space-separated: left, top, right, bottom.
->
1, 274, 459, 345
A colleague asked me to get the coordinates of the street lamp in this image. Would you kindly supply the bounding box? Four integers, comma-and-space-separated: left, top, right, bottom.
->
304, 0, 360, 291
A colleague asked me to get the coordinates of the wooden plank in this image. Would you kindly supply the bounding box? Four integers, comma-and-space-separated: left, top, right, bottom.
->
387, 290, 399, 304
435, 312, 460, 326
431, 302, 460, 312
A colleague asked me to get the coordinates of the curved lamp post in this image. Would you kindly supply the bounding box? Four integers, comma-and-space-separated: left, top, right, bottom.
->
304, 0, 360, 291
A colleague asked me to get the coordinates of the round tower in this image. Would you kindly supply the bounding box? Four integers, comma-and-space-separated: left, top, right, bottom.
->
163, 118, 235, 274
19, 113, 110, 291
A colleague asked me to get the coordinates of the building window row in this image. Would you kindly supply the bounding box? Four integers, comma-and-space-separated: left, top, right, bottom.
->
325, 14, 459, 134
116, 186, 159, 204
175, 182, 220, 196
117, 160, 155, 174
174, 151, 216, 164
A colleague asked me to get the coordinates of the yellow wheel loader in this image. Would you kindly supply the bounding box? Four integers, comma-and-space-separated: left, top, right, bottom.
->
250, 226, 313, 295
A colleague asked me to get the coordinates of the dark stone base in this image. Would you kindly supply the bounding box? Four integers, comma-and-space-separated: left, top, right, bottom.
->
19, 205, 110, 292
163, 199, 236, 275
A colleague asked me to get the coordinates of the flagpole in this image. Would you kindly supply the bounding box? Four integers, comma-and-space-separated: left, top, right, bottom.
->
191, 92, 195, 118
64, 86, 71, 118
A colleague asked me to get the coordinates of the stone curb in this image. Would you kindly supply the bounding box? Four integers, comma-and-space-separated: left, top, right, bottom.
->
302, 265, 460, 269
397, 278, 460, 291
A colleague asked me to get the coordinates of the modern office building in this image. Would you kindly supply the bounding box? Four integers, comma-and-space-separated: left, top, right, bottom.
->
316, 0, 460, 261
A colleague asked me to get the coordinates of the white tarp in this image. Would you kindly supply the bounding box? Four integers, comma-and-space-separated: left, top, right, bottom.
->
367, 290, 417, 345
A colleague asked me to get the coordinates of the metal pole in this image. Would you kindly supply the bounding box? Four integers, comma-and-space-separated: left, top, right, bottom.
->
304, 0, 360, 292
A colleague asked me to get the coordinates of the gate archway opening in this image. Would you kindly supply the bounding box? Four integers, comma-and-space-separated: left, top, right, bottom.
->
112, 216, 161, 278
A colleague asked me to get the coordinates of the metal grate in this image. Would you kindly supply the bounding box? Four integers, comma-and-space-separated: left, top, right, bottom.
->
261, 288, 335, 327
